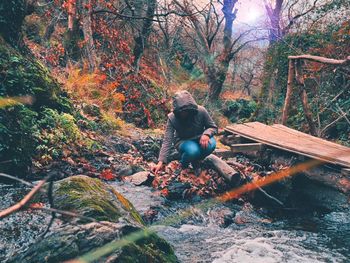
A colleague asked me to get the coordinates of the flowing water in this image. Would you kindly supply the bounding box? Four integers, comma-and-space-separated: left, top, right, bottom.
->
113, 182, 350, 263
0, 181, 349, 262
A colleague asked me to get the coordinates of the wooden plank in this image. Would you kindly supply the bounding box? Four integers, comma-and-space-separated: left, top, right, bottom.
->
341, 168, 350, 177
214, 149, 236, 158
230, 143, 265, 153
239, 122, 350, 159
227, 122, 349, 166
227, 122, 350, 167
225, 122, 350, 168
272, 124, 347, 152
220, 134, 242, 146
248, 122, 350, 160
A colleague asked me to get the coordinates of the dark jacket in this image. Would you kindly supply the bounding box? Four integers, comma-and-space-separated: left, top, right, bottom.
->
158, 90, 218, 163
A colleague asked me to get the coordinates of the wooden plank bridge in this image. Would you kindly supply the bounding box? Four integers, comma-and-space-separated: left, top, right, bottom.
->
224, 122, 350, 170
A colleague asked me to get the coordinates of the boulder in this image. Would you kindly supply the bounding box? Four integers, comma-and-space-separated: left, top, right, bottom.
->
10, 175, 178, 263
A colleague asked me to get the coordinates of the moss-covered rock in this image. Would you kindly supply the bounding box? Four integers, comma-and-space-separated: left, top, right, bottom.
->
53, 175, 144, 225
10, 176, 178, 263
0, 36, 71, 175
0, 37, 71, 111
9, 222, 178, 263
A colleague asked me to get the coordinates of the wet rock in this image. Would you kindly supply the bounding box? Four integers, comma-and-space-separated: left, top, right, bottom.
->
9, 222, 178, 263
208, 207, 235, 228
9, 175, 178, 263
53, 175, 144, 224
110, 136, 133, 153
124, 171, 154, 186
143, 208, 159, 224
116, 164, 144, 176
167, 181, 192, 200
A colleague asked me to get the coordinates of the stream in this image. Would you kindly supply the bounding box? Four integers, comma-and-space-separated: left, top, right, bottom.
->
0, 181, 349, 262
113, 182, 350, 263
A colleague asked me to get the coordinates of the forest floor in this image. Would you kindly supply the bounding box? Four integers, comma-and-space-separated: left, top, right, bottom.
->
29, 119, 289, 207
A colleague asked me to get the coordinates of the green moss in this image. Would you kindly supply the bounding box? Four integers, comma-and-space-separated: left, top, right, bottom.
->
54, 176, 121, 222
0, 39, 71, 111
119, 231, 178, 263
0, 37, 73, 174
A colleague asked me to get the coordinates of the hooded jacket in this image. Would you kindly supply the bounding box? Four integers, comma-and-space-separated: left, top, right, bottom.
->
158, 90, 218, 163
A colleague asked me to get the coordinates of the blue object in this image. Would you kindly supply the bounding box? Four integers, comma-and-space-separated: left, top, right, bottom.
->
179, 137, 216, 168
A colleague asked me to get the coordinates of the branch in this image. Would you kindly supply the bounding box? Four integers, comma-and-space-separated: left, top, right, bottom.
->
0, 173, 34, 187
0, 176, 50, 219
228, 37, 267, 61
288, 54, 350, 66
284, 0, 319, 33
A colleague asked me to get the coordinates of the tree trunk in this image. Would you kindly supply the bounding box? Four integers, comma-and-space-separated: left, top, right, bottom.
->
295, 60, 317, 135
265, 0, 283, 44
81, 0, 96, 71
204, 154, 241, 185
282, 59, 295, 124
208, 0, 238, 101
208, 60, 230, 101
132, 0, 157, 73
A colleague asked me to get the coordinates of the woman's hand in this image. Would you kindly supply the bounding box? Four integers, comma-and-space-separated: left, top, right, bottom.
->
151, 161, 164, 174
199, 134, 210, 149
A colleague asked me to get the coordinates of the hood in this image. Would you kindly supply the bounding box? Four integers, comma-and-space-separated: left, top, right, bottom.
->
172, 90, 198, 113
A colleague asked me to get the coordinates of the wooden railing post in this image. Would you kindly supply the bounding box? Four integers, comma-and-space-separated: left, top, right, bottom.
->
282, 59, 295, 124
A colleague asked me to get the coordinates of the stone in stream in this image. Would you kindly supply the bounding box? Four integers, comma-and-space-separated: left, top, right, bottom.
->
116, 164, 145, 177
124, 171, 154, 186
167, 180, 192, 200
9, 175, 177, 263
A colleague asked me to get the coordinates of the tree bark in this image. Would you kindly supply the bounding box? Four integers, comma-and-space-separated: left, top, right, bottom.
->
208, 0, 238, 101
282, 59, 295, 124
265, 0, 283, 44
295, 60, 317, 135
204, 154, 241, 185
208, 59, 230, 101
81, 0, 96, 71
132, 0, 157, 73
288, 54, 350, 66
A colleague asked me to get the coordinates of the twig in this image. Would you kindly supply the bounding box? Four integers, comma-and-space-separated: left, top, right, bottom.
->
39, 180, 56, 238
252, 182, 284, 206
0, 176, 50, 219
0, 173, 34, 187
31, 206, 121, 230
227, 162, 284, 206
336, 105, 350, 126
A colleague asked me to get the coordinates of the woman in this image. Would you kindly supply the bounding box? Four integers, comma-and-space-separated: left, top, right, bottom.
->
152, 90, 218, 175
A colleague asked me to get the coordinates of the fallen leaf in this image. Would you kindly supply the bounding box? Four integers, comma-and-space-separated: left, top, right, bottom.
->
99, 169, 115, 180
29, 202, 44, 209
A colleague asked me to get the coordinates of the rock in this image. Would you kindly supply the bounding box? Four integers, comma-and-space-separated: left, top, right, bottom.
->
116, 165, 144, 177
167, 180, 192, 200
10, 175, 178, 263
124, 171, 154, 186
10, 222, 178, 263
110, 136, 133, 153
53, 175, 144, 224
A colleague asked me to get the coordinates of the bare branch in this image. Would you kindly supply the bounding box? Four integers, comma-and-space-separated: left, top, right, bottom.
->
0, 176, 51, 219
